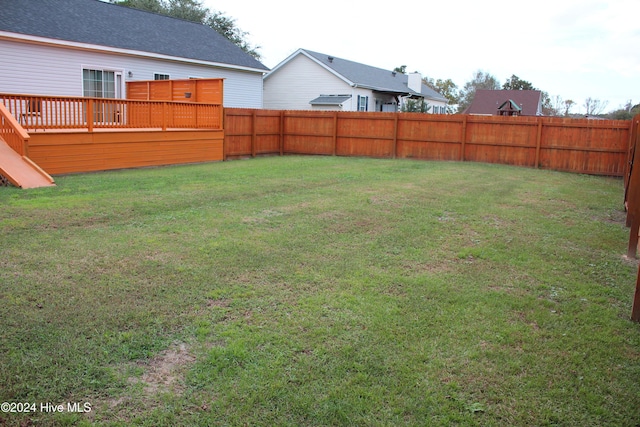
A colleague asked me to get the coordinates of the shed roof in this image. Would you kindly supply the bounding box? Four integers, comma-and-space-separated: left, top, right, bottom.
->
465, 90, 542, 116
0, 0, 269, 72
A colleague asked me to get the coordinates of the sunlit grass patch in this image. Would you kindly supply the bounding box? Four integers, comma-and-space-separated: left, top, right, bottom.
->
1, 156, 639, 426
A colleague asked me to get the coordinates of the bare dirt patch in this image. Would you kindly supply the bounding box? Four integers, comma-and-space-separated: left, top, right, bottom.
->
90, 342, 196, 422
129, 342, 196, 396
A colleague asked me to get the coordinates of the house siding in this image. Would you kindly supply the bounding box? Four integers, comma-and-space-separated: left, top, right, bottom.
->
264, 54, 354, 110
0, 39, 264, 108
264, 51, 447, 113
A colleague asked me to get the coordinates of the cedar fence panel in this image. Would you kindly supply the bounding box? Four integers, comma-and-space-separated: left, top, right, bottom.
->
284, 111, 335, 155
224, 109, 632, 177
396, 114, 462, 161
336, 112, 396, 158
463, 116, 538, 167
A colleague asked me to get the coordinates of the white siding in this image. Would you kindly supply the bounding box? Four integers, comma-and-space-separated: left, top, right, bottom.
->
264, 54, 354, 110
425, 99, 448, 114
0, 39, 264, 108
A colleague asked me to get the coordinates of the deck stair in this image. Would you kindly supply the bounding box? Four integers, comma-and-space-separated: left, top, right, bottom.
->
0, 138, 55, 189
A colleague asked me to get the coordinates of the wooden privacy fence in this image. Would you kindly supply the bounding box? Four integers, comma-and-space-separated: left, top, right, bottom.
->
127, 78, 223, 104
623, 114, 640, 321
224, 109, 632, 176
1, 93, 223, 131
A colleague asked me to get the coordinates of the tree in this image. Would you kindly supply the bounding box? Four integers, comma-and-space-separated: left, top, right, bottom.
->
205, 11, 260, 59
115, 0, 164, 13
412, 75, 459, 114
502, 75, 535, 91
607, 100, 640, 120
401, 99, 431, 113
457, 70, 500, 113
393, 65, 407, 74
547, 95, 566, 117
583, 97, 609, 116
432, 78, 460, 113
540, 91, 556, 116
563, 99, 576, 116
115, 0, 261, 59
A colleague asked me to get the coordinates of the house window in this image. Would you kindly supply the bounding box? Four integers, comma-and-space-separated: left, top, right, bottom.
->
83, 69, 116, 98
357, 95, 368, 112
154, 73, 170, 80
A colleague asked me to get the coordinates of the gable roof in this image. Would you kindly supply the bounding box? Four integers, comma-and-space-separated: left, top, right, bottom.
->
266, 49, 447, 102
0, 0, 269, 73
498, 100, 522, 112
465, 90, 542, 116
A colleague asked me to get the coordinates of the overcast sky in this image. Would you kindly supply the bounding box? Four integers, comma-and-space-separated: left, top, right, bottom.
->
201, 0, 639, 113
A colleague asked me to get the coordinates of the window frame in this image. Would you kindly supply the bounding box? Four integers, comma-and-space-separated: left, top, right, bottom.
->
82, 66, 123, 99
357, 95, 369, 112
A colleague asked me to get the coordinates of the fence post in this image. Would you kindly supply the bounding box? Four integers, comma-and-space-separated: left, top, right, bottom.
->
535, 117, 543, 168
632, 269, 640, 322
625, 117, 640, 218
460, 115, 467, 161
279, 110, 284, 156
87, 99, 94, 132
332, 112, 338, 156
251, 109, 256, 157
393, 114, 399, 159
223, 108, 228, 161
627, 131, 640, 258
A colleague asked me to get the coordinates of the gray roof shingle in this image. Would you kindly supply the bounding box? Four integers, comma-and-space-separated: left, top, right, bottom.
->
302, 49, 446, 102
0, 0, 269, 72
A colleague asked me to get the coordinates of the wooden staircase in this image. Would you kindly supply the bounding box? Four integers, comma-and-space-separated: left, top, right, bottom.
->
0, 102, 54, 189
0, 138, 55, 189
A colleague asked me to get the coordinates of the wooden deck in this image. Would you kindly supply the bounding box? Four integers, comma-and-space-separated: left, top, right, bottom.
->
25, 127, 224, 175
0, 93, 225, 176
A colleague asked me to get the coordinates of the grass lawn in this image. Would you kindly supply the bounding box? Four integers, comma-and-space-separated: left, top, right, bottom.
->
1, 156, 639, 426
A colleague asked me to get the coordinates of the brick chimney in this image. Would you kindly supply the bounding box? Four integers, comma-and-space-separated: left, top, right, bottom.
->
407, 72, 422, 93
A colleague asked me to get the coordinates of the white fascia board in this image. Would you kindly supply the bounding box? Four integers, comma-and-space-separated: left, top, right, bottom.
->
0, 31, 267, 74
264, 48, 354, 86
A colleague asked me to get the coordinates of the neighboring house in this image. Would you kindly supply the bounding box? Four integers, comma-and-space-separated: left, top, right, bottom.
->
0, 0, 269, 108
263, 49, 448, 113
464, 90, 543, 116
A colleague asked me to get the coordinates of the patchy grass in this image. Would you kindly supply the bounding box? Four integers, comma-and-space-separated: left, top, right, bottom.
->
0, 156, 639, 426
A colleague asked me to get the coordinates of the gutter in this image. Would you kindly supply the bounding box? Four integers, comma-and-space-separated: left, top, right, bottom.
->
352, 83, 412, 97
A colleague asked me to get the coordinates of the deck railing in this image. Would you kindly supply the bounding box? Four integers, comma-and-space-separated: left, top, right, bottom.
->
0, 102, 29, 155
0, 93, 223, 131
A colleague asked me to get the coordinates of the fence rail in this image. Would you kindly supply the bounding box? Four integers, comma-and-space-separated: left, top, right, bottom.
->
0, 93, 223, 131
224, 109, 632, 176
